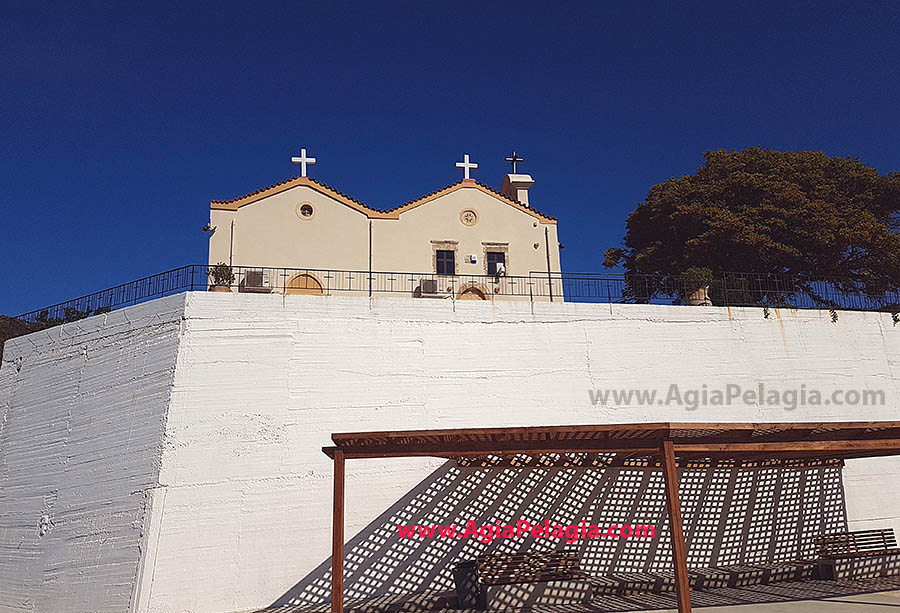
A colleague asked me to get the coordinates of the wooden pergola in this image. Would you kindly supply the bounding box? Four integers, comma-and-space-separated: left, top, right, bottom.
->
322, 421, 900, 613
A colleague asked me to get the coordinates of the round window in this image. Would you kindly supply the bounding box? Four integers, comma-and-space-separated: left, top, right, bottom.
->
460, 209, 478, 226
296, 202, 315, 220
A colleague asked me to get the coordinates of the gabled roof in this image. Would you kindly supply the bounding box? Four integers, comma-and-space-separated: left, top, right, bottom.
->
210, 177, 557, 223
210, 176, 390, 217
387, 179, 557, 222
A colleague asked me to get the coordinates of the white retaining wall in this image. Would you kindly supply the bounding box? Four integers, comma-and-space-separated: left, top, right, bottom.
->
2, 292, 899, 612
0, 295, 185, 612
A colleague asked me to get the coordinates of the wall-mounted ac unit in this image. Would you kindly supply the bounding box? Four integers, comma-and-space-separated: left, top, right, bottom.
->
240, 269, 272, 293
418, 278, 449, 298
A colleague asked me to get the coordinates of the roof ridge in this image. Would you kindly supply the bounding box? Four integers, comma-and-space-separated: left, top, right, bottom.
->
472, 179, 557, 221
382, 180, 466, 212
384, 179, 556, 221
211, 175, 557, 221
210, 176, 388, 213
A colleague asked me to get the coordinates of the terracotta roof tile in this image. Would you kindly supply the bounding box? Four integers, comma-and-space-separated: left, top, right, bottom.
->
210, 176, 385, 212
211, 176, 557, 222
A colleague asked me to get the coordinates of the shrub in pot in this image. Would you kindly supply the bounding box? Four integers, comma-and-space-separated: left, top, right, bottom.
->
680, 267, 713, 306
208, 262, 235, 292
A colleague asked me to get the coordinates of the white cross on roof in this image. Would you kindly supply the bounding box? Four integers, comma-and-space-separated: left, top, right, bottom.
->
455, 153, 478, 180
291, 148, 317, 177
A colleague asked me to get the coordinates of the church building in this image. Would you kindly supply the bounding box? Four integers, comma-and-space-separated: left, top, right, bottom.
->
207, 151, 561, 299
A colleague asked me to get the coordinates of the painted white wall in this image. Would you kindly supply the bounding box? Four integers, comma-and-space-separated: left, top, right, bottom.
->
147, 293, 900, 612
0, 295, 185, 613
2, 292, 899, 613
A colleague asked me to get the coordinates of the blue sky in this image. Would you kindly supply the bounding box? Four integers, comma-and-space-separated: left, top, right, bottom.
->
2, 1, 899, 314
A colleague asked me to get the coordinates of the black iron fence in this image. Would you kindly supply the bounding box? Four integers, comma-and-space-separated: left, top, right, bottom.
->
558, 271, 900, 312
4, 265, 900, 338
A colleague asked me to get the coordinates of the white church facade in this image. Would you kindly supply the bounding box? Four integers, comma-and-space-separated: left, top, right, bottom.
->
207, 151, 561, 299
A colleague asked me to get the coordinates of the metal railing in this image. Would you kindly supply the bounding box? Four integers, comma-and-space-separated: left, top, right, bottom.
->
7, 266, 900, 329
557, 271, 900, 312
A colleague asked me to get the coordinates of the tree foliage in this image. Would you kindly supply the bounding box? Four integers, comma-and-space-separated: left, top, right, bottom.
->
605, 148, 900, 302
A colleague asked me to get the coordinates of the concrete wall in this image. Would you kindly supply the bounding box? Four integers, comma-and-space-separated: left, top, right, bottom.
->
2, 292, 899, 612
0, 295, 185, 613
149, 293, 900, 612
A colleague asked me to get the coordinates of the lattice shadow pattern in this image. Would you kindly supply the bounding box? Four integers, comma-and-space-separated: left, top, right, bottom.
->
272, 462, 846, 607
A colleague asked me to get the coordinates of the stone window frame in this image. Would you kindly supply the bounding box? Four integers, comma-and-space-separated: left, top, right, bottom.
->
431, 240, 459, 276
482, 242, 509, 276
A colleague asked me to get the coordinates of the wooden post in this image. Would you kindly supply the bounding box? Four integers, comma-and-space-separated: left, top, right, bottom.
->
331, 449, 345, 613
661, 440, 691, 613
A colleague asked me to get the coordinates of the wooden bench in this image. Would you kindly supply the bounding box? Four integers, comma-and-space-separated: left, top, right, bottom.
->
588, 561, 817, 597
815, 529, 900, 580
454, 551, 592, 609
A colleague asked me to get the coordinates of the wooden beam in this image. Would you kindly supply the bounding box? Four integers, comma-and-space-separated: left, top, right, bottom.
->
324, 423, 900, 463
328, 421, 900, 447
331, 449, 345, 613
328, 423, 661, 444
661, 440, 691, 613
675, 439, 900, 454
322, 444, 660, 459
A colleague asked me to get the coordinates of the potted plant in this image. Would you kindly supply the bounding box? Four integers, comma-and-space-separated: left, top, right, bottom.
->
680, 267, 713, 306
208, 262, 234, 292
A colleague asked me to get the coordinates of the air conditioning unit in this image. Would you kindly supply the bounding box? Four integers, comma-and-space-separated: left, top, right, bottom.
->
240, 269, 272, 293
418, 278, 448, 298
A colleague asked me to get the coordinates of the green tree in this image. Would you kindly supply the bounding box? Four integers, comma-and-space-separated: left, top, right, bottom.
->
604, 148, 900, 304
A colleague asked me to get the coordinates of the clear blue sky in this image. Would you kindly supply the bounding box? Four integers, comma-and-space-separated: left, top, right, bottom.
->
2, 1, 899, 315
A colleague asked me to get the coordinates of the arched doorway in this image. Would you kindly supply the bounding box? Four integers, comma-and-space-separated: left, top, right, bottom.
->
457, 285, 488, 300
285, 273, 324, 295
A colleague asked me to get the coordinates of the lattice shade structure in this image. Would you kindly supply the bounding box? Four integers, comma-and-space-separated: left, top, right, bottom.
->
453, 452, 844, 469
322, 421, 900, 613
324, 421, 900, 463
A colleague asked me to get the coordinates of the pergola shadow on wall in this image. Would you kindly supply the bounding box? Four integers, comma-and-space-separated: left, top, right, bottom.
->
274, 459, 846, 607
322, 422, 900, 613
